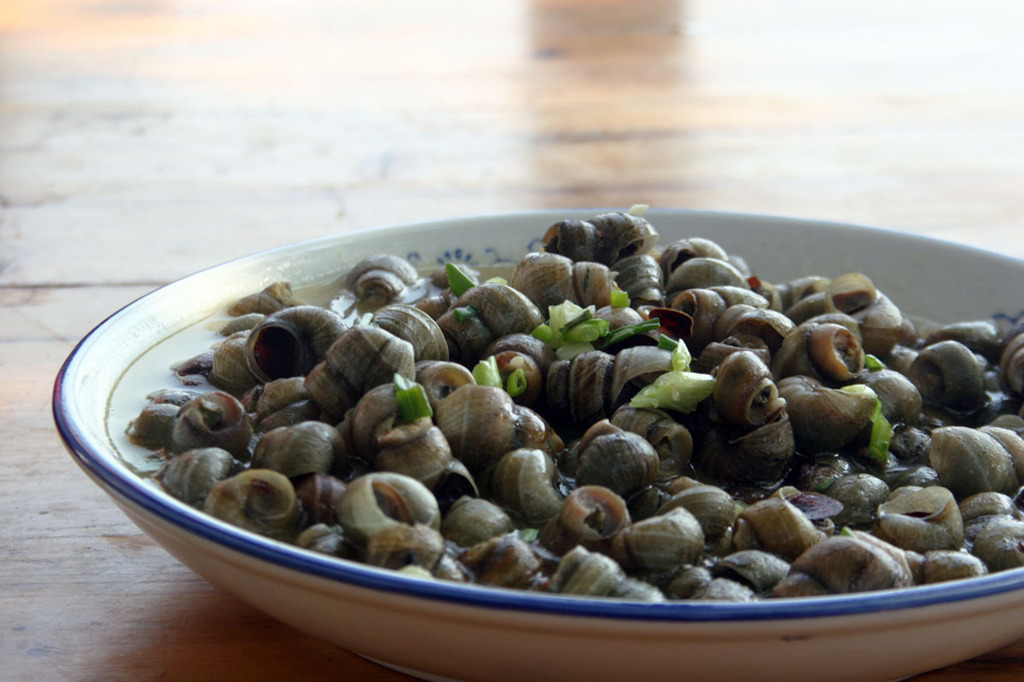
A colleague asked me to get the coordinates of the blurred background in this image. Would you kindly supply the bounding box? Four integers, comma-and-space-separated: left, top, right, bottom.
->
3, 1, 1024, 679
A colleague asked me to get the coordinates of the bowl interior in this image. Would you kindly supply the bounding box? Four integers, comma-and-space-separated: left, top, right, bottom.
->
55, 208, 1024, 622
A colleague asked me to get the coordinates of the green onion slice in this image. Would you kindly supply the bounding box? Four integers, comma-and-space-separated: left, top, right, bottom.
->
531, 324, 554, 343
840, 384, 893, 464
452, 305, 478, 321
394, 373, 433, 421
864, 354, 887, 371
670, 338, 693, 372
446, 262, 476, 297
610, 288, 630, 308
555, 342, 596, 361
629, 370, 715, 413
505, 367, 528, 398
519, 528, 540, 543
594, 319, 659, 349
657, 334, 679, 351
472, 356, 503, 388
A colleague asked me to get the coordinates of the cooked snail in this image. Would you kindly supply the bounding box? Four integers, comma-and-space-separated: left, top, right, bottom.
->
128, 209, 1024, 603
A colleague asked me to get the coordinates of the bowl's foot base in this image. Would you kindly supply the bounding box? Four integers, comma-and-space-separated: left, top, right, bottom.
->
362, 656, 461, 682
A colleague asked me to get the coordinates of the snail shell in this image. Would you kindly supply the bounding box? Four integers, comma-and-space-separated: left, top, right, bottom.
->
203, 468, 301, 542
711, 351, 786, 429
170, 391, 254, 460
612, 253, 664, 306
926, 320, 1003, 363
441, 497, 515, 548
771, 321, 865, 385
251, 377, 320, 433
343, 254, 420, 303
436, 282, 545, 366
575, 420, 660, 498
542, 211, 658, 266
776, 375, 876, 453
928, 426, 1021, 498
546, 347, 673, 427
337, 472, 441, 544
692, 415, 795, 487
227, 281, 297, 316
711, 305, 794, 357
610, 508, 705, 573
826, 473, 890, 530
732, 492, 826, 561
245, 306, 347, 383
856, 368, 922, 426
772, 531, 915, 597
364, 523, 447, 573
539, 485, 632, 557
999, 320, 1024, 396
972, 517, 1024, 572
156, 447, 242, 507
486, 448, 565, 526
345, 383, 453, 488
873, 485, 964, 553
713, 550, 792, 595
919, 551, 987, 584
372, 304, 449, 362
609, 406, 693, 481
906, 339, 989, 413
665, 257, 749, 294
126, 401, 180, 449
210, 332, 259, 393
305, 326, 416, 422
658, 237, 729, 278
666, 288, 727, 355
250, 420, 347, 479
293, 473, 347, 527
548, 545, 665, 601
509, 252, 614, 310
659, 483, 739, 553
459, 534, 544, 589
483, 333, 555, 408
435, 384, 563, 474
414, 360, 476, 414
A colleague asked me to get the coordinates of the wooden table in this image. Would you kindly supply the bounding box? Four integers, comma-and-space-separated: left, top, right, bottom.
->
4, 0, 1024, 679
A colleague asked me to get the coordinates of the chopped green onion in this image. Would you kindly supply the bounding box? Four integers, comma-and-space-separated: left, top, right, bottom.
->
628, 203, 649, 217
549, 301, 590, 335
812, 478, 838, 494
865, 354, 887, 371
610, 288, 630, 308
561, 318, 610, 344
452, 305, 478, 321
486, 276, 508, 286
394, 373, 433, 421
629, 370, 715, 413
560, 307, 594, 332
555, 342, 595, 361
446, 262, 476, 297
506, 368, 528, 398
595, 319, 660, 349
519, 528, 540, 543
840, 526, 856, 538
840, 384, 893, 464
531, 323, 554, 343
472, 356, 503, 388
657, 334, 679, 350
670, 338, 693, 372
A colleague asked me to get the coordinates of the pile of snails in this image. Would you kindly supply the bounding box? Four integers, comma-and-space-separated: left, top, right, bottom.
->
126, 209, 1024, 602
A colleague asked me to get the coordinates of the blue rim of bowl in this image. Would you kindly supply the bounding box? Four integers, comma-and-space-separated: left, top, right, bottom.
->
53, 209, 1024, 623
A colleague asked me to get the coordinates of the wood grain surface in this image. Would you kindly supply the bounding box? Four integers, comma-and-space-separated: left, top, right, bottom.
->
3, 1, 1024, 680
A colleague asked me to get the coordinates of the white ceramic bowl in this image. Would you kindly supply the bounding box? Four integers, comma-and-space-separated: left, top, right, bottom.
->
54, 210, 1024, 682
